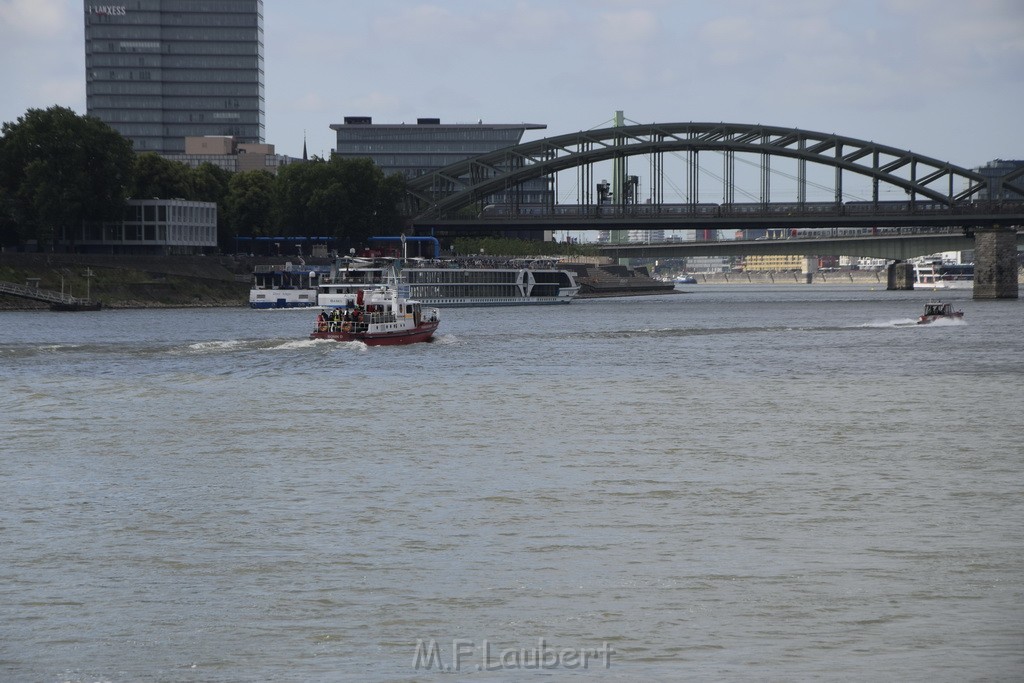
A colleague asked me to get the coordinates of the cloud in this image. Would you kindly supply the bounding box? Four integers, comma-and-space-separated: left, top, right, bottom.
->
0, 0, 85, 122
0, 0, 68, 37
595, 9, 659, 44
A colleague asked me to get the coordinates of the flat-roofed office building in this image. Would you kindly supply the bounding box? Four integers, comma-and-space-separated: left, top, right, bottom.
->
331, 116, 552, 204
331, 117, 554, 242
84, 1, 265, 155
60, 199, 218, 254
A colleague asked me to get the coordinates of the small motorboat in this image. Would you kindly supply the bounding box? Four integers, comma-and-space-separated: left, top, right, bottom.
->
917, 301, 964, 325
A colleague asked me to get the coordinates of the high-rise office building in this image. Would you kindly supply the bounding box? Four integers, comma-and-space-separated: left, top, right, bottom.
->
84, 1, 265, 155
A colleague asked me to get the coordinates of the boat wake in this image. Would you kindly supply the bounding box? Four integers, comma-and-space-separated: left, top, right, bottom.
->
179, 337, 371, 354
186, 340, 245, 351
852, 318, 920, 328
265, 338, 334, 351
257, 338, 373, 351
918, 316, 967, 327
611, 325, 834, 338
429, 334, 460, 345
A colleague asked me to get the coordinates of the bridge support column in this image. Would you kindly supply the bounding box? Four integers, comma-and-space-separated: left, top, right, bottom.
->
801, 257, 817, 284
887, 261, 914, 290
973, 227, 1018, 299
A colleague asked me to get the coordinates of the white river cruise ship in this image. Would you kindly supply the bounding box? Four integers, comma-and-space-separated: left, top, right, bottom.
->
251, 258, 580, 308
319, 258, 579, 307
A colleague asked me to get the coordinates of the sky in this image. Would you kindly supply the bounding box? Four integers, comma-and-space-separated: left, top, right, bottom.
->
1, 0, 1022, 174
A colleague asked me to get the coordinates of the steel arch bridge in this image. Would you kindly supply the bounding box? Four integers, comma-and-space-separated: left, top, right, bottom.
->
405, 122, 1024, 224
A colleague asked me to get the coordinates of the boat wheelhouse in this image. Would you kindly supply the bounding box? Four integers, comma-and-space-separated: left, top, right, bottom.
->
917, 301, 964, 325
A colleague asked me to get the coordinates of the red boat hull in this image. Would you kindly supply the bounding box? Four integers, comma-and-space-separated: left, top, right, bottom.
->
309, 320, 439, 345
917, 312, 964, 324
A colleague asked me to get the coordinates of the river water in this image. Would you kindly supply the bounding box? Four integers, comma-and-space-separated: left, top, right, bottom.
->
1, 285, 1021, 682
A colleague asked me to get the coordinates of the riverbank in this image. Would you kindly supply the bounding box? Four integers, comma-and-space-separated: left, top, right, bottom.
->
2, 254, 1017, 310
0, 253, 251, 310
2, 253, 685, 309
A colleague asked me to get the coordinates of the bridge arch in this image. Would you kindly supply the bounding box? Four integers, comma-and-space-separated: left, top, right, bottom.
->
406, 123, 1021, 220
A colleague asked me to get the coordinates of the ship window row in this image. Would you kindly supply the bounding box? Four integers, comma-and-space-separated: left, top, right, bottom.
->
406, 271, 519, 284
411, 284, 520, 298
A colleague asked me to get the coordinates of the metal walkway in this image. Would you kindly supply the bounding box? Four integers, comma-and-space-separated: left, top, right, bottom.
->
0, 280, 102, 310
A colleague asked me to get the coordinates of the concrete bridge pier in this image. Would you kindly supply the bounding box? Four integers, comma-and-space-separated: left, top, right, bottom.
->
972, 227, 1019, 299
886, 261, 915, 290
801, 257, 817, 284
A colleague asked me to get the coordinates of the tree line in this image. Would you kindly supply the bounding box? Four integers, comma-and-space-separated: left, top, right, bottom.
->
0, 106, 407, 251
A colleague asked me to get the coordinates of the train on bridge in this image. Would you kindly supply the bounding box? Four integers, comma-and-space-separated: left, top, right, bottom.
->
766, 226, 960, 239
479, 199, 1024, 220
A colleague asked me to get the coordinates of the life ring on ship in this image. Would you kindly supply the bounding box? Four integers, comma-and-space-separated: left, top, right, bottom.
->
317, 322, 327, 332
341, 322, 352, 333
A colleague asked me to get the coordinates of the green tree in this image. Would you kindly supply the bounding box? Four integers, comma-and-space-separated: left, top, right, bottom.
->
0, 186, 18, 246
130, 152, 194, 200
189, 162, 233, 249
273, 159, 332, 234
377, 172, 408, 233
330, 157, 405, 243
225, 170, 275, 239
272, 156, 407, 244
0, 106, 134, 248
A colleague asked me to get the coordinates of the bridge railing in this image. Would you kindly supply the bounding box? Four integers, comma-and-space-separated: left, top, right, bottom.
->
0, 280, 99, 306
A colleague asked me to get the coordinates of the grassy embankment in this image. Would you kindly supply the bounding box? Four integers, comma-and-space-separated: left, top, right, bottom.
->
0, 254, 249, 309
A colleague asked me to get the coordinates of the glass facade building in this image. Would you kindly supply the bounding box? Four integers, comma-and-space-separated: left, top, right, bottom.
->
61, 199, 218, 254
84, 1, 265, 154
331, 117, 552, 205
973, 160, 1024, 200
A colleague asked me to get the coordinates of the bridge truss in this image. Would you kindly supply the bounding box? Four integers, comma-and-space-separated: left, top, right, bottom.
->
405, 123, 1024, 222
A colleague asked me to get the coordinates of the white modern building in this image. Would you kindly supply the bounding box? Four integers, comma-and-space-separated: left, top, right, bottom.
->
60, 199, 218, 254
